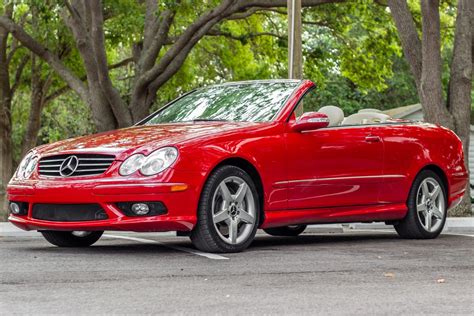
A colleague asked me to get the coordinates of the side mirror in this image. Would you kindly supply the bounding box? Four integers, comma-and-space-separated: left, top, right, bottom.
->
290, 112, 330, 132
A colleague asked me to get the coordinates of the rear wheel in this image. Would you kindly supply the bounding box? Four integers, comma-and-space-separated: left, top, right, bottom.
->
40, 231, 103, 247
264, 225, 307, 237
190, 165, 260, 253
394, 170, 447, 239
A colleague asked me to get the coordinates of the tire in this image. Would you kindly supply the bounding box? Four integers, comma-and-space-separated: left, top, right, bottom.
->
190, 165, 260, 253
394, 170, 447, 239
264, 225, 307, 237
40, 231, 103, 247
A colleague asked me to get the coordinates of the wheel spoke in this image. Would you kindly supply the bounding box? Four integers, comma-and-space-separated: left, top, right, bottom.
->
229, 219, 238, 244
425, 213, 432, 230
417, 203, 427, 214
432, 207, 443, 220
213, 210, 229, 224
431, 185, 441, 200
219, 182, 232, 202
238, 208, 254, 224
421, 181, 430, 197
234, 182, 248, 203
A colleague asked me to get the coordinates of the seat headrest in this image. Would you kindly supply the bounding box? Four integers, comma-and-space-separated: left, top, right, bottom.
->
317, 105, 344, 127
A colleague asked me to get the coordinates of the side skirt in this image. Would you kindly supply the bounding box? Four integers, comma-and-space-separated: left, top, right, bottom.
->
260, 203, 407, 229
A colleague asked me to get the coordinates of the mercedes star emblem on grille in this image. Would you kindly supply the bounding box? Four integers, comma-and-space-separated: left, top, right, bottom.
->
59, 155, 79, 177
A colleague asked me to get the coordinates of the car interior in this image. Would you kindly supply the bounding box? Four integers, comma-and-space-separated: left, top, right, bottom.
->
291, 90, 391, 127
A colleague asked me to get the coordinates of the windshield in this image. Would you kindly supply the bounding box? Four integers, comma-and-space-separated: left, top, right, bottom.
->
144, 82, 299, 124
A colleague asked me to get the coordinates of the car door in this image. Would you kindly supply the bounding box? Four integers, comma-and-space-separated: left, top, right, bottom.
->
285, 125, 384, 209
280, 85, 385, 209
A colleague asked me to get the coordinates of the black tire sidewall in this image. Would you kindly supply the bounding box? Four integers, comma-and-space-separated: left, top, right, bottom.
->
41, 230, 103, 247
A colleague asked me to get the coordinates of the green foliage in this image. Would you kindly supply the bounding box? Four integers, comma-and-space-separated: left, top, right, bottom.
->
5, 0, 460, 159
11, 90, 95, 163
303, 0, 401, 91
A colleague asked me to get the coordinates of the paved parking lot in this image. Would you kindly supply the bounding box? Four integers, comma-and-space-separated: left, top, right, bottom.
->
1, 227, 473, 315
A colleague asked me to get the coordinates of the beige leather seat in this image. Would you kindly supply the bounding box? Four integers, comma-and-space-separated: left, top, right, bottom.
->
358, 108, 383, 113
341, 112, 390, 125
317, 105, 344, 127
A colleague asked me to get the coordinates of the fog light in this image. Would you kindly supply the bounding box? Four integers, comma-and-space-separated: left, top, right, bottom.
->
116, 201, 167, 217
9, 202, 20, 215
131, 203, 150, 215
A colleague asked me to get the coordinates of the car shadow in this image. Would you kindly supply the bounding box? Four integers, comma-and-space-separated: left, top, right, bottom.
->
23, 242, 178, 256
21, 231, 452, 256
249, 233, 401, 250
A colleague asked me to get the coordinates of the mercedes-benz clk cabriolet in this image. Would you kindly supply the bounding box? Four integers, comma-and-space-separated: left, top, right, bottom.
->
7, 80, 468, 252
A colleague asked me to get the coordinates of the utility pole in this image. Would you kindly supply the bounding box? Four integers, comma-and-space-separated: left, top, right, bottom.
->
288, 0, 302, 79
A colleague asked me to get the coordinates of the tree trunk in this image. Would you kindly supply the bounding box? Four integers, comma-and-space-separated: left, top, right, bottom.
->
390, 0, 472, 216
387, 0, 422, 95
447, 0, 473, 216
0, 23, 12, 220
86, 77, 118, 132
420, 0, 455, 129
21, 56, 47, 156
21, 78, 43, 157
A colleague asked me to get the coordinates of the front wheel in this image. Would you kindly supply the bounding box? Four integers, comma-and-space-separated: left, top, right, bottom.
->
40, 231, 103, 247
394, 170, 447, 239
264, 225, 307, 237
190, 165, 260, 253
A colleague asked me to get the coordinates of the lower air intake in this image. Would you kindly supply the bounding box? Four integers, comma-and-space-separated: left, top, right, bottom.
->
32, 204, 109, 222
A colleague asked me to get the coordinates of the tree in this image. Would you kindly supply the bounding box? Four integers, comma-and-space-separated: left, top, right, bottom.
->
0, 3, 29, 219
387, 0, 472, 215
0, 0, 343, 134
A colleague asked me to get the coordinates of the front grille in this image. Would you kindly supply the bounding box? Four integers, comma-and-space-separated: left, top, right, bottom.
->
32, 203, 109, 221
38, 154, 115, 177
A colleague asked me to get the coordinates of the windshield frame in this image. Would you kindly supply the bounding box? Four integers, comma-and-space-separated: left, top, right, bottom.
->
136, 80, 303, 125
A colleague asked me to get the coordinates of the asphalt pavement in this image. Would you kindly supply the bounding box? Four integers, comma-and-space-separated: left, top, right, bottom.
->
0, 224, 473, 315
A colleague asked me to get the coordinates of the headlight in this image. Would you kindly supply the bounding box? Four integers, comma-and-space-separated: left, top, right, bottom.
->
119, 154, 145, 176
17, 152, 38, 179
140, 147, 178, 176
119, 147, 178, 176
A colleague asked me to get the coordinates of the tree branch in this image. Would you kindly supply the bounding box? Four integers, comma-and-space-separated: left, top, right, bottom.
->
143, 0, 160, 51
44, 57, 134, 104
227, 7, 286, 20
10, 54, 28, 94
207, 29, 286, 41
139, 10, 175, 72
6, 38, 21, 64
387, 0, 422, 90
133, 0, 236, 96
0, 16, 89, 102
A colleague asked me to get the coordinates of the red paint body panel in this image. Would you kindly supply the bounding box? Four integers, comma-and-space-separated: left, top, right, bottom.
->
7, 80, 468, 232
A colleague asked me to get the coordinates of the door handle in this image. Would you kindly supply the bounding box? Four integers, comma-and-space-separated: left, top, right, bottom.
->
365, 135, 381, 143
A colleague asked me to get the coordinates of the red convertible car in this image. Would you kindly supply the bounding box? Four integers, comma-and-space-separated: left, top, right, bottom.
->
8, 80, 468, 252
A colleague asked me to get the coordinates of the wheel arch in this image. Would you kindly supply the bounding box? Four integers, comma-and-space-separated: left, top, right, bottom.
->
209, 157, 265, 226
416, 164, 449, 197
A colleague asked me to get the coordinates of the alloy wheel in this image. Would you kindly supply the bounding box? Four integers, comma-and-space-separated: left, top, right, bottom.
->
211, 176, 257, 244
416, 177, 445, 233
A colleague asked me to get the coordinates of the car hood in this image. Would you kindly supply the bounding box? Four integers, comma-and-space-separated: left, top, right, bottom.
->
35, 122, 259, 158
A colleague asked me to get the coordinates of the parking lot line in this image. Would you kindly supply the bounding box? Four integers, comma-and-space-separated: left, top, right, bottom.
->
103, 234, 229, 260
444, 233, 474, 238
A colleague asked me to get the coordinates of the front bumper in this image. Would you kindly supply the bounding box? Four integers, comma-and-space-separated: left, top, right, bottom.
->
7, 175, 201, 232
